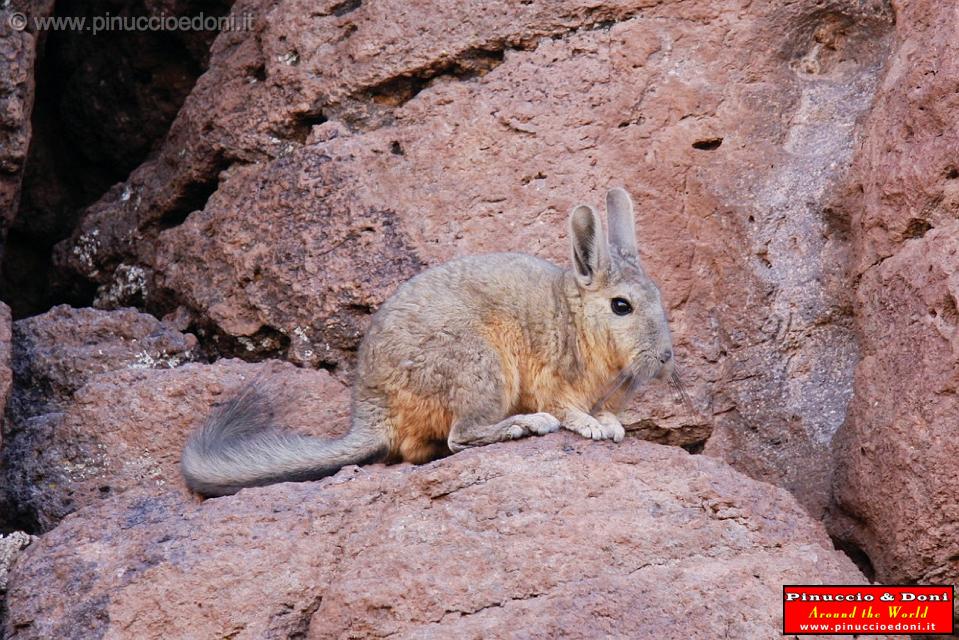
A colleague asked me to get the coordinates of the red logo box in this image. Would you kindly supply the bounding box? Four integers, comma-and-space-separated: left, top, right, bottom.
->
783, 585, 954, 636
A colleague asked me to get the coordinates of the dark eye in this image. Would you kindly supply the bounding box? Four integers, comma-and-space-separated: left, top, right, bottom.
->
611, 297, 633, 315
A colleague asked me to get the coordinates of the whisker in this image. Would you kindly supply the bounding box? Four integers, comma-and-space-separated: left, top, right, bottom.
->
592, 358, 654, 415
591, 367, 634, 414
624, 372, 648, 401
669, 369, 694, 414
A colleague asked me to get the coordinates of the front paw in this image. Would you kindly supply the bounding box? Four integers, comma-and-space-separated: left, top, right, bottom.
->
595, 412, 626, 443
563, 412, 624, 442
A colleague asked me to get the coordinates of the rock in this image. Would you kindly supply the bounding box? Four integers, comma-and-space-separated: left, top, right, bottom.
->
0, 1, 53, 261
1, 305, 198, 529
4, 435, 873, 639
0, 530, 34, 632
829, 1, 959, 588
0, 301, 10, 447
831, 226, 959, 587
0, 531, 34, 593
154, 155, 427, 369
6, 305, 198, 420
53, 0, 899, 515
2, 358, 349, 531
1, 0, 231, 317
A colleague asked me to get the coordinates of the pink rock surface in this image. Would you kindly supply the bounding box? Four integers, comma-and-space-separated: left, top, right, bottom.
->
1, 305, 198, 529
4, 435, 873, 639
833, 227, 959, 586
0, 1, 53, 254
0, 302, 10, 448
5, 305, 197, 418
4, 358, 349, 530
829, 0, 959, 590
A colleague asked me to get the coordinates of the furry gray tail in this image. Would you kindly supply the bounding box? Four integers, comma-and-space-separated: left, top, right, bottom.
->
181, 382, 387, 497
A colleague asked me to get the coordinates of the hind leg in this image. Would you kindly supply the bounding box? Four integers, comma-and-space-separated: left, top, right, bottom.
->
448, 412, 561, 453
437, 338, 560, 453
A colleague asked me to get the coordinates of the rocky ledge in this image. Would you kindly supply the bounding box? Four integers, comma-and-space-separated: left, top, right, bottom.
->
4, 435, 871, 639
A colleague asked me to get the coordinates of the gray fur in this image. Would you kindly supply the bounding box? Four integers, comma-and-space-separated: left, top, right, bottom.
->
181, 383, 387, 497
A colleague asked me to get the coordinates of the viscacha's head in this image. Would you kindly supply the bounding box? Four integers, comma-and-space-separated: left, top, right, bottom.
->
566, 188, 680, 409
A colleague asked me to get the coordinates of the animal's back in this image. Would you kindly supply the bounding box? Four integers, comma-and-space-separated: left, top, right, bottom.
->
385, 252, 560, 312
361, 252, 564, 366
362, 252, 562, 359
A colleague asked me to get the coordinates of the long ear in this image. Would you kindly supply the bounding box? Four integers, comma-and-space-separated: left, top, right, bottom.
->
568, 204, 609, 288
605, 188, 638, 260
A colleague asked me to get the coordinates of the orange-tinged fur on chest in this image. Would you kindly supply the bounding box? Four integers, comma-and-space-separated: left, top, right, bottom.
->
482, 314, 625, 417
569, 325, 627, 412
480, 313, 582, 415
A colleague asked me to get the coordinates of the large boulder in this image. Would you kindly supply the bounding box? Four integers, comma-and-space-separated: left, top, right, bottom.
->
832, 227, 959, 585
0, 306, 198, 529
0, 301, 10, 447
3, 358, 349, 531
53, 0, 899, 517
4, 435, 874, 639
0, 1, 53, 258
2, 0, 232, 317
4, 305, 197, 421
829, 0, 959, 589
